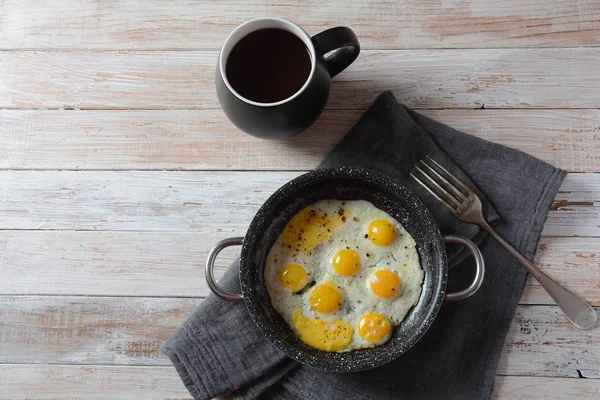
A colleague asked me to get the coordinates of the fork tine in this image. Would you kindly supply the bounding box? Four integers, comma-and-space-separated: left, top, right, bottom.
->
409, 172, 457, 214
410, 168, 458, 213
413, 165, 459, 208
419, 160, 466, 202
425, 156, 475, 196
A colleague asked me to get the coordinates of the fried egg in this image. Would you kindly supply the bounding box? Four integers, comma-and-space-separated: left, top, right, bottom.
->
265, 200, 424, 352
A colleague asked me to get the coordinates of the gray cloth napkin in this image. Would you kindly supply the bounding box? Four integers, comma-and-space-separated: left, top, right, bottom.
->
163, 92, 566, 400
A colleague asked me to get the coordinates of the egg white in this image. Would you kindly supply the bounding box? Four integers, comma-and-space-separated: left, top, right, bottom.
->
265, 199, 424, 351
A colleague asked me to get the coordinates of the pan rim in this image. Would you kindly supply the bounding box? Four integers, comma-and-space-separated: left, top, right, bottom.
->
239, 166, 448, 372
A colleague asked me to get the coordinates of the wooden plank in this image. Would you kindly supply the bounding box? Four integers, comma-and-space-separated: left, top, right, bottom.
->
0, 171, 596, 235
522, 237, 600, 306
0, 170, 298, 231
0, 296, 199, 366
498, 305, 600, 379
0, 366, 598, 400
2, 233, 598, 307
2, 366, 597, 400
0, 364, 191, 400
0, 297, 597, 378
1, 1, 599, 50
542, 173, 600, 237
0, 231, 225, 297
0, 109, 357, 171
0, 51, 214, 110
492, 376, 600, 399
3, 49, 600, 109
1, 109, 599, 172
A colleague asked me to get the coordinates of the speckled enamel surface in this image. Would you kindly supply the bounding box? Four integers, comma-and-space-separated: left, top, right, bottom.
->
239, 167, 448, 372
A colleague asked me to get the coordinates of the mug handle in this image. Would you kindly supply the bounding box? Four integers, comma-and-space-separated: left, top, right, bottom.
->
205, 237, 245, 302
443, 235, 485, 301
311, 27, 360, 78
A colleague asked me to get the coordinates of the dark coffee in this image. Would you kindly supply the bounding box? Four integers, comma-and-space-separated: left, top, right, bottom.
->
226, 28, 312, 103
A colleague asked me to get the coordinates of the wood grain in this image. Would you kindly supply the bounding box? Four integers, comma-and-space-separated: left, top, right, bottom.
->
1, 109, 599, 172
3, 49, 600, 109
0, 364, 191, 400
1, 232, 598, 307
0, 297, 597, 378
0, 171, 596, 236
1, 365, 597, 400
544, 173, 600, 237
0, 296, 198, 366
0, 231, 220, 297
1, 1, 599, 50
0, 51, 213, 110
492, 376, 600, 399
522, 237, 600, 306
0, 231, 221, 297
498, 306, 600, 379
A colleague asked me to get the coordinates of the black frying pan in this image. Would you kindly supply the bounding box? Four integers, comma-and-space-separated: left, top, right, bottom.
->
205, 167, 484, 372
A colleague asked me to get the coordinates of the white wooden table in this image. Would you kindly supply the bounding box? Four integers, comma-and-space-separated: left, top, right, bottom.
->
1, 1, 599, 399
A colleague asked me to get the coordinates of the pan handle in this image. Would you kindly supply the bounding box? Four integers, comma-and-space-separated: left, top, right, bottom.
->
205, 237, 245, 302
443, 235, 485, 301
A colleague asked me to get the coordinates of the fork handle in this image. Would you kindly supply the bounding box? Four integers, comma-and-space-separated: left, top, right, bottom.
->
481, 223, 597, 330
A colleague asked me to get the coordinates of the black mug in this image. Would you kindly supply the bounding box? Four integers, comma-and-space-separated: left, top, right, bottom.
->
216, 18, 360, 139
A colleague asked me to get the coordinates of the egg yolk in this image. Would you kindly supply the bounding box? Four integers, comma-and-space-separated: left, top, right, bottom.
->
332, 249, 361, 277
358, 312, 391, 343
279, 264, 309, 292
291, 310, 353, 351
367, 219, 396, 246
282, 206, 345, 254
309, 282, 341, 313
369, 270, 402, 298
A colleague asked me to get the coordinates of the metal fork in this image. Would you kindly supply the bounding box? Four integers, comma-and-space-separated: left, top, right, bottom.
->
410, 156, 597, 330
